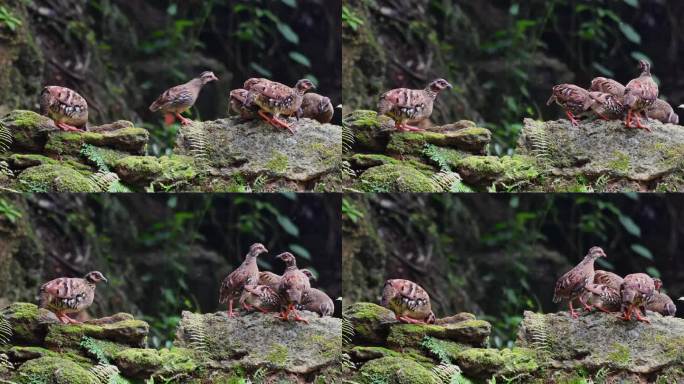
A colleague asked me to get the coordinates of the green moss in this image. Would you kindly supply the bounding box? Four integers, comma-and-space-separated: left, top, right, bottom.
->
17, 164, 96, 192
357, 356, 438, 384
387, 324, 444, 349
606, 343, 631, 366
113, 155, 197, 187
607, 150, 630, 173
455, 155, 540, 187
455, 347, 538, 379
10, 110, 44, 128
266, 343, 289, 367
345, 110, 382, 128
114, 347, 197, 378
44, 127, 149, 156
265, 151, 289, 173
308, 142, 339, 168
359, 163, 439, 192
16, 356, 99, 384
45, 319, 148, 350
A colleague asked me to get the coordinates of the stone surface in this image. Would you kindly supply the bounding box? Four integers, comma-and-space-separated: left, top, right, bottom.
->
343, 302, 398, 344
358, 163, 440, 192
356, 356, 439, 384
16, 164, 97, 192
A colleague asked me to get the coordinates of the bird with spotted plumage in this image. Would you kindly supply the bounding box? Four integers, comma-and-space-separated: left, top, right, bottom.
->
39, 271, 108, 324
39, 86, 89, 132
553, 246, 607, 319
381, 278, 436, 324
378, 78, 452, 132
149, 71, 219, 126
244, 78, 316, 134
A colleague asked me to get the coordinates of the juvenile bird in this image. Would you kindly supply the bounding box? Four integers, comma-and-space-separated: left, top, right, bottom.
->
553, 246, 607, 319
39, 86, 89, 132
646, 291, 677, 317
619, 273, 656, 323
381, 279, 436, 324
589, 77, 625, 99
299, 93, 334, 123
229, 88, 258, 121
624, 60, 658, 131
258, 271, 282, 290
239, 284, 281, 314
378, 78, 452, 132
245, 78, 315, 134
587, 92, 626, 121
546, 84, 594, 127
219, 243, 268, 318
646, 99, 679, 124
295, 269, 334, 317
582, 270, 623, 313
149, 71, 219, 126
39, 271, 108, 324
276, 252, 311, 323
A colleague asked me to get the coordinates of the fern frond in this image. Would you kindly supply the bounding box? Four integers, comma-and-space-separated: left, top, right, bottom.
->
422, 336, 451, 364
80, 144, 109, 172
0, 161, 13, 178
431, 171, 472, 192
342, 125, 355, 153
89, 172, 130, 193
341, 352, 356, 371
525, 124, 551, 162
251, 174, 268, 193
90, 363, 121, 384
81, 336, 109, 364
0, 315, 12, 345
431, 362, 466, 384
250, 367, 268, 384
0, 354, 13, 371
181, 124, 209, 168
525, 312, 551, 355
423, 144, 450, 172
184, 314, 209, 353
341, 160, 356, 179
0, 120, 12, 153
342, 317, 354, 346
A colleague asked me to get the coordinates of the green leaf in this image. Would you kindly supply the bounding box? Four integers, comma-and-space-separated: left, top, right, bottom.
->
630, 51, 651, 63
623, 0, 639, 7
281, 0, 297, 7
288, 51, 311, 67
167, 4, 177, 16
276, 23, 299, 44
509, 4, 519, 16
619, 215, 641, 237
592, 62, 614, 77
289, 244, 311, 260
596, 258, 615, 270
645, 266, 661, 279
277, 215, 299, 237
630, 244, 653, 260
618, 22, 641, 44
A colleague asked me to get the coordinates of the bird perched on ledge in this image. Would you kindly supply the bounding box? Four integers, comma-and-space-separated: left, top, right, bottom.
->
589, 77, 626, 98
619, 273, 656, 323
546, 84, 595, 127
244, 78, 316, 134
553, 246, 607, 319
276, 252, 311, 323
39, 271, 108, 324
624, 60, 658, 131
381, 278, 436, 324
378, 78, 452, 132
149, 71, 219, 126
229, 88, 258, 121
646, 99, 679, 125
39, 86, 89, 132
299, 93, 334, 123
587, 92, 626, 121
219, 243, 268, 318
582, 270, 623, 313
240, 284, 281, 314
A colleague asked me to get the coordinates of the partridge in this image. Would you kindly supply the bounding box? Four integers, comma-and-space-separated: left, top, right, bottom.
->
378, 78, 452, 132
381, 279, 436, 324
245, 78, 316, 134
589, 77, 625, 98
39, 86, 89, 132
546, 84, 594, 127
219, 243, 268, 318
239, 285, 281, 314
553, 246, 607, 319
276, 252, 311, 323
258, 271, 282, 290
645, 292, 677, 317
624, 60, 658, 131
587, 92, 626, 120
229, 88, 258, 121
299, 93, 334, 123
39, 271, 108, 324
646, 99, 679, 124
582, 270, 623, 313
297, 288, 334, 317
149, 71, 219, 126
619, 273, 656, 323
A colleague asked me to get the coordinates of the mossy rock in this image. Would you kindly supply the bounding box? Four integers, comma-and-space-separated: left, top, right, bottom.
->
113, 155, 198, 187
1, 110, 55, 152
0, 302, 48, 345
8, 153, 92, 172
386, 124, 491, 156
358, 163, 439, 192
343, 302, 397, 344
455, 155, 540, 188
343, 110, 394, 152
16, 356, 99, 384
387, 319, 490, 350
349, 346, 402, 362
44, 319, 149, 350
454, 347, 538, 380
44, 126, 149, 156
16, 164, 97, 192
114, 347, 198, 379
356, 356, 438, 384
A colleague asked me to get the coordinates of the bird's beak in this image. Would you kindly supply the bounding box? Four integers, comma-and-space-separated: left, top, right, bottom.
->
212, 74, 219, 81
446, 83, 453, 89
102, 277, 108, 283
275, 253, 285, 260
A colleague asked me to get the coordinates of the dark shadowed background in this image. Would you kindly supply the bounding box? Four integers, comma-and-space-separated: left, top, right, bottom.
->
343, 193, 683, 347
0, 193, 341, 347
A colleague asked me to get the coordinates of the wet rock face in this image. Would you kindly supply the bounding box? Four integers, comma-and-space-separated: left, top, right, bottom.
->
174, 311, 342, 378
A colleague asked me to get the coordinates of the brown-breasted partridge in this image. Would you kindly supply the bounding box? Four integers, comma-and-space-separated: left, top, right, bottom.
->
258, 271, 282, 290
645, 291, 677, 317
378, 79, 452, 132
239, 285, 281, 314
39, 86, 88, 132
381, 279, 436, 324
619, 273, 656, 323
149, 71, 219, 126
587, 92, 626, 121
39, 271, 107, 324
295, 269, 334, 317
582, 270, 623, 313
276, 252, 311, 323
229, 88, 258, 121
245, 78, 315, 134
546, 84, 594, 127
219, 243, 268, 318
646, 99, 679, 124
589, 77, 625, 98
624, 60, 658, 131
553, 246, 607, 319
299, 93, 334, 123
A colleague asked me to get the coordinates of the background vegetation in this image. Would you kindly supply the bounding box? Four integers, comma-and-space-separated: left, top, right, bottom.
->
342, 0, 684, 154
0, 0, 341, 155
0, 194, 341, 348
343, 193, 683, 347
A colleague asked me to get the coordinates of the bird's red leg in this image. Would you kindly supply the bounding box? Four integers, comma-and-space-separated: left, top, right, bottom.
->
227, 300, 239, 318
57, 122, 83, 132
625, 110, 633, 128
291, 309, 309, 324
64, 315, 81, 324
254, 305, 269, 314
164, 114, 176, 125
55, 312, 69, 324
400, 123, 425, 132
633, 113, 652, 132
568, 301, 579, 319
176, 113, 193, 126
595, 305, 612, 314
276, 305, 290, 321
398, 316, 426, 324
271, 116, 295, 134
242, 302, 254, 311
618, 305, 633, 321
566, 111, 580, 127
578, 295, 593, 312
633, 307, 650, 323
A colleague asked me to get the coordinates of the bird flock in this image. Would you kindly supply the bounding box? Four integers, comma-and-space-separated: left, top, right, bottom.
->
37, 71, 334, 135
38, 243, 333, 325
547, 60, 679, 131
553, 246, 677, 323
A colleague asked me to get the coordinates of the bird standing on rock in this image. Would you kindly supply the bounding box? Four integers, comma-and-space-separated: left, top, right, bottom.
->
589, 77, 626, 98
299, 93, 334, 124
229, 88, 258, 121
553, 246, 607, 319
583, 270, 623, 313
219, 243, 268, 318
39, 271, 108, 324
546, 84, 595, 127
587, 92, 626, 121
149, 71, 219, 126
619, 273, 656, 323
624, 60, 658, 131
381, 279, 436, 324
296, 269, 334, 317
239, 284, 281, 314
39, 86, 89, 132
276, 252, 311, 323
646, 99, 679, 125
378, 78, 452, 132
245, 78, 315, 134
